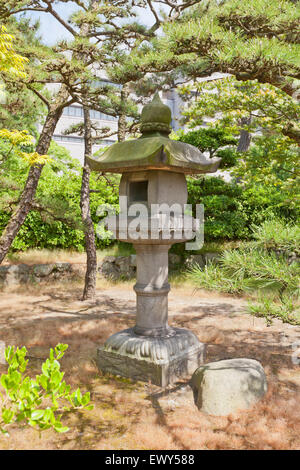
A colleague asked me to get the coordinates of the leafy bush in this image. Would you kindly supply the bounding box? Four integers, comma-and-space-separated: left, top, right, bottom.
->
0, 344, 93, 436
188, 247, 299, 296
186, 176, 297, 241
251, 219, 300, 255
187, 220, 300, 325
0, 139, 119, 252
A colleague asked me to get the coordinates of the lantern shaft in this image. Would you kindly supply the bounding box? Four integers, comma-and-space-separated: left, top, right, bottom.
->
134, 244, 170, 337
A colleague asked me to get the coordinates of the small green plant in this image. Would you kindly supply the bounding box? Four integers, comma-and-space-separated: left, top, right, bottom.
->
248, 296, 300, 326
251, 219, 300, 255
0, 343, 93, 437
187, 220, 300, 325
187, 263, 246, 294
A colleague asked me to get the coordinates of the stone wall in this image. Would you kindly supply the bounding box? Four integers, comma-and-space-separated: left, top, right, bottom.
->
0, 262, 85, 288
0, 252, 222, 286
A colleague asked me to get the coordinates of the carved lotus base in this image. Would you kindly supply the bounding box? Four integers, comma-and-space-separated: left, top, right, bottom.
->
97, 327, 206, 387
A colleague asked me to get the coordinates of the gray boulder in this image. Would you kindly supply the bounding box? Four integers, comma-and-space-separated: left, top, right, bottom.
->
169, 253, 181, 268
185, 254, 205, 269
5, 265, 21, 287
130, 254, 137, 267
203, 252, 221, 265
1, 264, 31, 287
0, 266, 9, 283
54, 262, 72, 272
191, 358, 267, 416
99, 255, 136, 280
33, 263, 55, 277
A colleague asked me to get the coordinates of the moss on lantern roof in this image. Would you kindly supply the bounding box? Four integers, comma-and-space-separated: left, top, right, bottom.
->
87, 92, 221, 175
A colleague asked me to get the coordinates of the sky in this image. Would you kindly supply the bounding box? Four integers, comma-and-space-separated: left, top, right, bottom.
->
23, 2, 163, 45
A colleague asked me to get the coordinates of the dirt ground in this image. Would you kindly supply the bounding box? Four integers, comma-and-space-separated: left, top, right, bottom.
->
0, 280, 299, 450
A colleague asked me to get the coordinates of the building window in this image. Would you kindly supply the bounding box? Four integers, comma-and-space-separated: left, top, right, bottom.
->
93, 79, 122, 90
53, 135, 83, 143
63, 106, 83, 118
53, 135, 116, 145
63, 106, 118, 121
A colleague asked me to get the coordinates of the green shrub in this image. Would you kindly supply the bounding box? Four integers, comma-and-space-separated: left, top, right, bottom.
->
187, 220, 300, 325
0, 344, 93, 436
248, 296, 300, 326
187, 263, 247, 294
187, 176, 298, 242
0, 139, 119, 252
251, 219, 300, 254
188, 247, 299, 296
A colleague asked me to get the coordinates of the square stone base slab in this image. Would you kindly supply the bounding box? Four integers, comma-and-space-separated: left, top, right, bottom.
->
96, 327, 206, 387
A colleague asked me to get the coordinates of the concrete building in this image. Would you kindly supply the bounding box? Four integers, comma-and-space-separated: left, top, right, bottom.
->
53, 102, 119, 162
51, 73, 228, 166
51, 82, 180, 165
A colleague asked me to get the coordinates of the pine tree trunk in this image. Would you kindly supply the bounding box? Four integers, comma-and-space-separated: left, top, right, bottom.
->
77, 1, 99, 300
0, 95, 66, 264
81, 106, 97, 300
237, 116, 252, 152
118, 113, 127, 142
117, 84, 129, 142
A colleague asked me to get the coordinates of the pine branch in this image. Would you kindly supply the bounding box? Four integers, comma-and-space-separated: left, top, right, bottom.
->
27, 85, 50, 110
31, 201, 78, 228
44, 1, 78, 38
147, 0, 161, 28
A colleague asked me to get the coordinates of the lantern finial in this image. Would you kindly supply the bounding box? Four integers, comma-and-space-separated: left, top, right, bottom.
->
140, 91, 172, 135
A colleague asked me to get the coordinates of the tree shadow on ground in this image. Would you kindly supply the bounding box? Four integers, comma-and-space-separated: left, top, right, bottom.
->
0, 287, 299, 449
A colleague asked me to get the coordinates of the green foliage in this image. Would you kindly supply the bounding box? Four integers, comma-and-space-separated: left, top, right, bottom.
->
179, 77, 299, 141
175, 127, 238, 155
251, 219, 300, 255
175, 127, 238, 169
187, 220, 300, 325
186, 176, 297, 241
0, 138, 119, 251
0, 17, 50, 136
0, 24, 27, 77
188, 246, 299, 296
0, 128, 50, 165
248, 295, 300, 326
188, 263, 246, 294
0, 82, 46, 137
220, 248, 299, 295
0, 343, 93, 437
232, 134, 299, 206
157, 0, 299, 95
178, 77, 299, 202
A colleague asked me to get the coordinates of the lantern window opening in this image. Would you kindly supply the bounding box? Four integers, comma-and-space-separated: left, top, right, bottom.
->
129, 180, 149, 205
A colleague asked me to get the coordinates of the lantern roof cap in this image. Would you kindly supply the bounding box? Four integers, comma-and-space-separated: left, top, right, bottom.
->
140, 92, 172, 135
87, 92, 221, 175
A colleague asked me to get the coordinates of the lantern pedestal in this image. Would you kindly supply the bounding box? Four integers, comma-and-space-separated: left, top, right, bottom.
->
97, 243, 205, 387
97, 328, 205, 387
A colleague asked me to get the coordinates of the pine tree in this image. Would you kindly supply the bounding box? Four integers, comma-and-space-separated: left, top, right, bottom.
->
148, 0, 299, 96
0, 0, 199, 299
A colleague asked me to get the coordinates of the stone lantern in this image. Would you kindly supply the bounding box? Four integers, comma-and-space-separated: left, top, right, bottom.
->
88, 93, 220, 387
